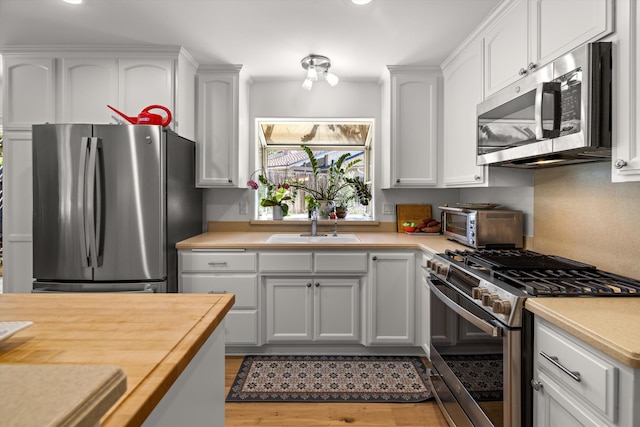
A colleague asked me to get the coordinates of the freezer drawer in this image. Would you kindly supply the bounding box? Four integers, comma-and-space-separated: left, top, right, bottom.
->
32, 281, 166, 293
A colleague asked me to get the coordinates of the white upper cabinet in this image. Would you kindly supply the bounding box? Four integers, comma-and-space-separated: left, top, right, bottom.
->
60, 58, 118, 124
442, 38, 533, 187
611, 0, 640, 182
531, 0, 614, 67
118, 58, 174, 124
484, 0, 613, 97
196, 65, 249, 188
484, 0, 532, 98
381, 66, 440, 188
3, 57, 55, 128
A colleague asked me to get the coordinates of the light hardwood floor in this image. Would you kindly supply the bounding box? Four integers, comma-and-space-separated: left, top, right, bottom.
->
224, 356, 449, 427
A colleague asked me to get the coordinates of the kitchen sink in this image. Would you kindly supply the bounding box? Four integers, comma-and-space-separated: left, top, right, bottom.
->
265, 233, 360, 244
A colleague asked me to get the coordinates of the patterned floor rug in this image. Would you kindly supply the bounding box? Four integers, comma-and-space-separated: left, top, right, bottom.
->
226, 355, 433, 403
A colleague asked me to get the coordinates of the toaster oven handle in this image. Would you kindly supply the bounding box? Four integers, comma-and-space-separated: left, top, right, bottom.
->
428, 276, 503, 338
534, 81, 562, 140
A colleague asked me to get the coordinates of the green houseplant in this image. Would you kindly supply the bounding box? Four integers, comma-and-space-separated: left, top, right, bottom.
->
247, 172, 293, 217
288, 145, 372, 211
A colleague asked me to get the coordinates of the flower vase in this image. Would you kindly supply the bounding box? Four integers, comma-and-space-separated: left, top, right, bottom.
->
272, 206, 284, 220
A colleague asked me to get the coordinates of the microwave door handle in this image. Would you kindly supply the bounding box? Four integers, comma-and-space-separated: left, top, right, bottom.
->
429, 277, 503, 337
535, 82, 562, 140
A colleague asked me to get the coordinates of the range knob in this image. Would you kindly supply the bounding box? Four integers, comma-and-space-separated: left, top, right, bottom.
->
436, 263, 449, 275
471, 287, 489, 300
492, 299, 512, 315
481, 292, 499, 307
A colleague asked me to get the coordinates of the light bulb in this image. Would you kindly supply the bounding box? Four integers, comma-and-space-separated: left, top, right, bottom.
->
307, 64, 318, 81
302, 79, 314, 91
325, 72, 339, 87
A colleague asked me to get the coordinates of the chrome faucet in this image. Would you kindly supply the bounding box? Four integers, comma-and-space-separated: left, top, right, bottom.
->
310, 207, 319, 236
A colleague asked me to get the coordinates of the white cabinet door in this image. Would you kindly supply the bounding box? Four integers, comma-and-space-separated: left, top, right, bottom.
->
368, 252, 415, 344
314, 278, 360, 342
532, 0, 614, 67
265, 277, 360, 343
60, 58, 118, 123
534, 371, 604, 427
443, 39, 487, 186
484, 0, 531, 97
265, 278, 314, 342
3, 57, 55, 129
382, 67, 440, 188
612, 0, 640, 182
196, 65, 248, 187
118, 58, 174, 123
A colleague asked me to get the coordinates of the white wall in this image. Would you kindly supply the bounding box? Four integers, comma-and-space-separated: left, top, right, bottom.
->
204, 79, 461, 223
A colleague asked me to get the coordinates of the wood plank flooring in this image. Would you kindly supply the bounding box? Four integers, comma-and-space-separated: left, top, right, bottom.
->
224, 356, 449, 427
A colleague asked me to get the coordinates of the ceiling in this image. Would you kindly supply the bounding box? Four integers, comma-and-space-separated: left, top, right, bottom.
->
0, 0, 501, 81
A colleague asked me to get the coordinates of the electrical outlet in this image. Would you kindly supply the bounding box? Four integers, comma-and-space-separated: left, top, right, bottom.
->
239, 202, 248, 215
382, 203, 395, 215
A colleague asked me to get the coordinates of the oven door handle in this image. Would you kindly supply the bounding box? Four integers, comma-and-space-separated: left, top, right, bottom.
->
429, 279, 503, 338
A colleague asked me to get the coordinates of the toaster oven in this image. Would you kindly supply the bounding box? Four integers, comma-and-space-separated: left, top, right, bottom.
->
440, 206, 523, 249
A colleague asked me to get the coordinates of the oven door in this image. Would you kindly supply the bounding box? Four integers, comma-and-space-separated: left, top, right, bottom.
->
428, 274, 521, 427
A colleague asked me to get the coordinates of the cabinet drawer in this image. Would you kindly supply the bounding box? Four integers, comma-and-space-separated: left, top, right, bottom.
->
180, 251, 257, 272
536, 319, 617, 421
181, 274, 257, 308
260, 252, 312, 272
225, 310, 258, 345
314, 252, 368, 273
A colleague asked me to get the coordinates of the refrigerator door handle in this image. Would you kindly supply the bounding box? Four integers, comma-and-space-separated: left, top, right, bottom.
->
94, 139, 104, 266
78, 137, 91, 267
86, 137, 100, 268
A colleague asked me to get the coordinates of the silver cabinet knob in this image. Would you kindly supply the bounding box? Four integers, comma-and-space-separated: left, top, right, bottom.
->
315, 282, 320, 287
518, 68, 528, 76
614, 159, 628, 169
307, 282, 312, 287
528, 62, 537, 71
372, 256, 378, 261
531, 379, 543, 391
474, 175, 481, 181
396, 178, 401, 183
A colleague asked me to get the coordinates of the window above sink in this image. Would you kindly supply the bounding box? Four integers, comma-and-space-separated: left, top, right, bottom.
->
255, 118, 374, 221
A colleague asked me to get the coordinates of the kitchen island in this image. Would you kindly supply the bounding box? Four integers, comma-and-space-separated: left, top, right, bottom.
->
0, 293, 235, 426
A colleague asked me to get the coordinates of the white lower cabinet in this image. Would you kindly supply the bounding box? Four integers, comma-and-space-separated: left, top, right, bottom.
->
265, 277, 360, 343
367, 252, 416, 345
179, 250, 259, 345
532, 317, 640, 427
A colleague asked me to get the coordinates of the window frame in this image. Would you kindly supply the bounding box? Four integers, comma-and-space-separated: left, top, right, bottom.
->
255, 118, 374, 220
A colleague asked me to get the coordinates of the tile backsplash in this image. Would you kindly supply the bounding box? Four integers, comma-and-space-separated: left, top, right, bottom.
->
533, 162, 640, 280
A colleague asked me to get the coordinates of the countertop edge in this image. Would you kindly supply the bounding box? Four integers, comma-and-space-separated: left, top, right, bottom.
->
102, 294, 235, 427
526, 300, 640, 369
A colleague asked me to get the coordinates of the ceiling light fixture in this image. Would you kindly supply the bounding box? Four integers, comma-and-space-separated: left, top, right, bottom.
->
62, 0, 84, 4
300, 54, 339, 91
351, 0, 372, 5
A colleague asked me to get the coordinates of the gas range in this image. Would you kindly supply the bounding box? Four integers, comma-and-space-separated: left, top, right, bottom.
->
426, 248, 640, 328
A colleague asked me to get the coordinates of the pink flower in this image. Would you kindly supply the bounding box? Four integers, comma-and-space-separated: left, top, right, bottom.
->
247, 180, 259, 190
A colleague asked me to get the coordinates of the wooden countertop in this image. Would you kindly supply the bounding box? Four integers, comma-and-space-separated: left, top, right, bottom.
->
526, 298, 640, 369
176, 231, 469, 254
0, 293, 235, 427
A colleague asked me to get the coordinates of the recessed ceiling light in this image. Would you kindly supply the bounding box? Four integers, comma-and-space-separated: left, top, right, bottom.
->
62, 0, 83, 4
351, 0, 372, 5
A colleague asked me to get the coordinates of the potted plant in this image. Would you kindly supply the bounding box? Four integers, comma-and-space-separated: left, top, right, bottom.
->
247, 172, 293, 219
288, 145, 371, 214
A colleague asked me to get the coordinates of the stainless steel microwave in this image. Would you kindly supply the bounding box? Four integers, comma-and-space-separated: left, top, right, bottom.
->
440, 207, 523, 249
477, 42, 612, 168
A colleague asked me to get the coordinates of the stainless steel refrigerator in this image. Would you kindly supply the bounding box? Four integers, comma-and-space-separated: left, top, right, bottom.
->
32, 124, 202, 293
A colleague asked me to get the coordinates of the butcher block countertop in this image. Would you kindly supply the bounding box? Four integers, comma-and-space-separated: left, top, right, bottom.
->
176, 231, 469, 254
526, 298, 640, 369
0, 293, 235, 427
